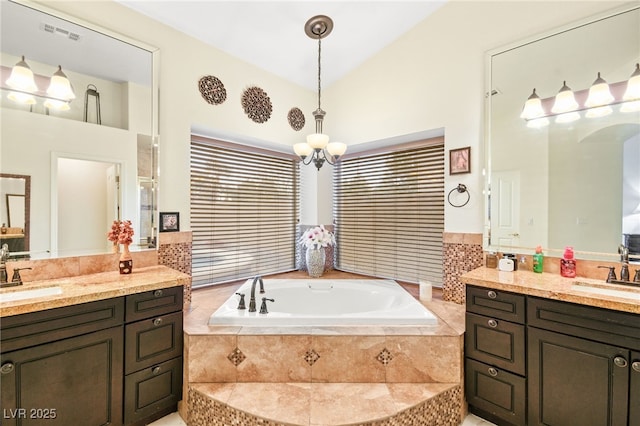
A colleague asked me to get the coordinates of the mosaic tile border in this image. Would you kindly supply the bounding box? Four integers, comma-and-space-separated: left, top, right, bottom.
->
187, 384, 462, 426
158, 236, 193, 305
442, 234, 483, 304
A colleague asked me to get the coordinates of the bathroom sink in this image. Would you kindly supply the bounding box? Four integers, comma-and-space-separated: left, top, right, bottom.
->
0, 286, 63, 303
571, 281, 640, 301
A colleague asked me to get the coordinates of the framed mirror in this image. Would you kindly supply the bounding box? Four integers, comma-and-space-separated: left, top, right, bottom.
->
485, 4, 640, 260
0, 174, 30, 253
0, 0, 159, 259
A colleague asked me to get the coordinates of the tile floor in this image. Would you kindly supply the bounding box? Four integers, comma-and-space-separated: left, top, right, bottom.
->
149, 411, 497, 425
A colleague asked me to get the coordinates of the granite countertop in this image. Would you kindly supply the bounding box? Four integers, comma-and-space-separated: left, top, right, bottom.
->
0, 265, 190, 317
461, 266, 640, 315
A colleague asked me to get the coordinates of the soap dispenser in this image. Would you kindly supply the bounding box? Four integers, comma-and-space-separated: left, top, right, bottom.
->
560, 246, 576, 278
533, 246, 544, 273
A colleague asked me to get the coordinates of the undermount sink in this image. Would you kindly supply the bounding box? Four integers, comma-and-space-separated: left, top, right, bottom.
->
0, 286, 63, 303
571, 281, 640, 301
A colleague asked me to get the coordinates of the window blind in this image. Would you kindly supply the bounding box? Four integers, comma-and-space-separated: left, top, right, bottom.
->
190, 137, 299, 287
333, 139, 444, 285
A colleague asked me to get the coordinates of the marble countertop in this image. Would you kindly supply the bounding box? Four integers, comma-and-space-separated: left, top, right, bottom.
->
0, 265, 190, 317
461, 267, 640, 315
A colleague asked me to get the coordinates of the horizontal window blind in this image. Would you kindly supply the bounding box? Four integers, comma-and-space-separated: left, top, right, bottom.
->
190, 137, 299, 287
333, 140, 444, 285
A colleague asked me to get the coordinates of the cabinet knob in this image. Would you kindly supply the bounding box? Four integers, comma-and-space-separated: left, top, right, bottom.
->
487, 290, 497, 299
488, 367, 498, 377
153, 318, 163, 326
153, 289, 164, 297
152, 366, 161, 375
487, 319, 498, 328
632, 361, 640, 373
1, 362, 14, 375
613, 356, 628, 368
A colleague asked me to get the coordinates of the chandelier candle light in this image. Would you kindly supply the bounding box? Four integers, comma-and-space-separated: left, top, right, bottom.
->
293, 15, 347, 170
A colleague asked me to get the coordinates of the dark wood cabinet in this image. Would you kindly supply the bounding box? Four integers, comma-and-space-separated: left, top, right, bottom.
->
465, 285, 640, 426
0, 285, 183, 426
123, 287, 183, 426
1, 298, 125, 426
527, 327, 628, 426
465, 286, 527, 426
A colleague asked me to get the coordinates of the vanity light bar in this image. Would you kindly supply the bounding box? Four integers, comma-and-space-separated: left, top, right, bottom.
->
1, 65, 72, 110
522, 79, 639, 126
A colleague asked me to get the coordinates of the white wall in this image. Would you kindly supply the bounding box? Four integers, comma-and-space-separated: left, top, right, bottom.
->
36, 0, 626, 236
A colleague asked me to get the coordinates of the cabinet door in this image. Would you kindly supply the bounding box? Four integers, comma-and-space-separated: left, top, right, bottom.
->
124, 311, 183, 374
630, 351, 640, 426
124, 357, 182, 425
466, 312, 526, 376
1, 326, 123, 426
528, 327, 629, 426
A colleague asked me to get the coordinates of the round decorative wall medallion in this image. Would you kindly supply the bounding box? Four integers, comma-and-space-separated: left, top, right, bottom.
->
198, 75, 227, 105
287, 107, 305, 131
241, 86, 272, 123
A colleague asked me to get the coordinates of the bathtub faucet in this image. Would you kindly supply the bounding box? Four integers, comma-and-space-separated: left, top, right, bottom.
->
248, 275, 265, 312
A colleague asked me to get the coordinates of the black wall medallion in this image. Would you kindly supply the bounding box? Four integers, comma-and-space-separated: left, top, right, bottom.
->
287, 107, 305, 131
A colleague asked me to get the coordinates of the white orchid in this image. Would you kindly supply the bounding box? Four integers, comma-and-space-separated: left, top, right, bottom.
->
299, 225, 335, 249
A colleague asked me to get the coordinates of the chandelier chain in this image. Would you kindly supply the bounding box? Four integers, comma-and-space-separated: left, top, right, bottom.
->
317, 34, 322, 111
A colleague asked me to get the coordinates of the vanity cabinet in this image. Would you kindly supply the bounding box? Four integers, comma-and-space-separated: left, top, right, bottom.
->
123, 286, 183, 425
465, 286, 527, 426
0, 285, 183, 426
527, 297, 640, 426
465, 284, 640, 426
0, 297, 125, 426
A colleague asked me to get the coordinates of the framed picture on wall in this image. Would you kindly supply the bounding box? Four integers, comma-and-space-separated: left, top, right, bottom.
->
159, 212, 180, 232
449, 147, 471, 175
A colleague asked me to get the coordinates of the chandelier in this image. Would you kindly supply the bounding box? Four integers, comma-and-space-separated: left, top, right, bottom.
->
293, 15, 347, 170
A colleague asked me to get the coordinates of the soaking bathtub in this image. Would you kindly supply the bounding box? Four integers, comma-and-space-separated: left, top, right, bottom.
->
208, 279, 438, 326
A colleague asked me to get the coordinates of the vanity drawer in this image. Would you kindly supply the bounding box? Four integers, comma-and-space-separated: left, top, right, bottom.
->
1, 297, 125, 352
466, 285, 525, 324
125, 311, 183, 374
124, 356, 182, 425
528, 296, 640, 350
465, 312, 526, 376
466, 358, 526, 426
125, 286, 183, 323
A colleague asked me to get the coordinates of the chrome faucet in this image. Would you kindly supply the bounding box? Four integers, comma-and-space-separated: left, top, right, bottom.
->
248, 275, 265, 312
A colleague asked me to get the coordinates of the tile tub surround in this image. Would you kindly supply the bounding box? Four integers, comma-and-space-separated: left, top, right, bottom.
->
0, 265, 190, 317
182, 271, 466, 425
461, 266, 640, 314
442, 233, 484, 304
158, 231, 193, 305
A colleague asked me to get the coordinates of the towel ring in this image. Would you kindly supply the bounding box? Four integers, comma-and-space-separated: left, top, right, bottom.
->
447, 184, 470, 208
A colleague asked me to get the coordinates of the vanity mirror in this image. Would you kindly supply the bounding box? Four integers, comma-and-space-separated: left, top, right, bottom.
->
486, 4, 640, 260
0, 0, 159, 259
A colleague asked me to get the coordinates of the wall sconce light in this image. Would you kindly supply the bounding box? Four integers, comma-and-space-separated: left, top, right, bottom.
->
520, 64, 640, 126
6, 56, 38, 93
47, 65, 75, 101
292, 15, 347, 171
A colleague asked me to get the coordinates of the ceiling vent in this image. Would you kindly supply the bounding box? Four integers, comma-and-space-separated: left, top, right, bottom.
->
40, 22, 81, 41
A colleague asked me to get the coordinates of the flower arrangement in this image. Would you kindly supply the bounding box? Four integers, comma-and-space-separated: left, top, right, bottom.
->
107, 220, 134, 246
299, 225, 335, 249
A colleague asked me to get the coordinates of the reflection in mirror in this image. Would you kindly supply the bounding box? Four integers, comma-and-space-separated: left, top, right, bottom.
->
52, 156, 121, 257
487, 5, 640, 259
0, 0, 158, 259
0, 174, 30, 253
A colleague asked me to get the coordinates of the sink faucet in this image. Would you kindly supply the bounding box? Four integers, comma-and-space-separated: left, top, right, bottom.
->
248, 275, 265, 312
619, 244, 630, 282
0, 244, 9, 284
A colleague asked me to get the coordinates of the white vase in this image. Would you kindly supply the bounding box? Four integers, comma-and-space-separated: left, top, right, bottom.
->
305, 246, 325, 278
